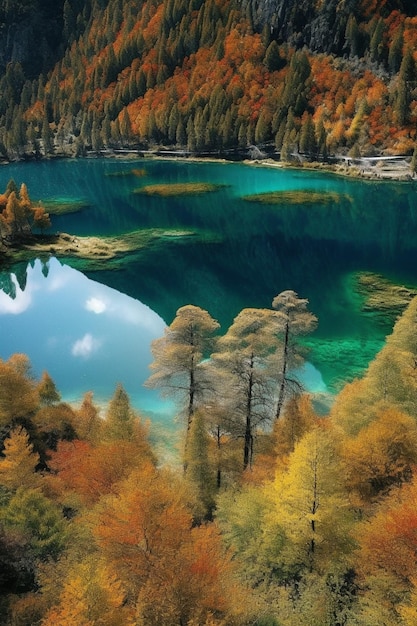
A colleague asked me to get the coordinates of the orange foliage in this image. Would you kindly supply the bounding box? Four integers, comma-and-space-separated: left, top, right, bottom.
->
358, 477, 417, 584
49, 440, 153, 505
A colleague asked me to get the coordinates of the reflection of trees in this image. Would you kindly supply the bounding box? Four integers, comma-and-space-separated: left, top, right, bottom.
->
0, 260, 50, 299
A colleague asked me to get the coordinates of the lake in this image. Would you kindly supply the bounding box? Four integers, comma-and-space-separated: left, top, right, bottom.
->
1, 157, 416, 423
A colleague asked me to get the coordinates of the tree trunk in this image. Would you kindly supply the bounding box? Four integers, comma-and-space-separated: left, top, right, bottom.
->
276, 318, 289, 420
243, 353, 255, 470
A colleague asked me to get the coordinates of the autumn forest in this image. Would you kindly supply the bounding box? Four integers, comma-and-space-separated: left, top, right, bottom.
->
1, 279, 417, 624
2, 0, 417, 160
3, 0, 417, 624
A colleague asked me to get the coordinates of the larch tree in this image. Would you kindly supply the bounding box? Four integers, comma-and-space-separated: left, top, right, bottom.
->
341, 405, 417, 505
271, 290, 317, 420
272, 393, 318, 464
145, 305, 220, 461
184, 410, 216, 521
210, 308, 280, 470
0, 426, 41, 491
104, 383, 136, 442
0, 355, 39, 427
267, 425, 354, 575
37, 371, 61, 406
74, 391, 102, 443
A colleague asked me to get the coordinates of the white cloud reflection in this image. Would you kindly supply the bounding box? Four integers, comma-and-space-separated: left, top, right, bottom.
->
86, 297, 107, 314
71, 333, 101, 358
84, 290, 164, 333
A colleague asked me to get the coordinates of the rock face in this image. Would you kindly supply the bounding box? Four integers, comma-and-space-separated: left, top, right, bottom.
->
0, 0, 65, 77
245, 0, 357, 54
247, 0, 417, 54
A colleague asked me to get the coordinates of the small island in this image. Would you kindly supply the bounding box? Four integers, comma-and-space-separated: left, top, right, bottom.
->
243, 189, 349, 205
40, 198, 90, 216
133, 182, 225, 196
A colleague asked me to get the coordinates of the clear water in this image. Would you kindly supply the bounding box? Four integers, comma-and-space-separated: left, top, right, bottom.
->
1, 158, 416, 420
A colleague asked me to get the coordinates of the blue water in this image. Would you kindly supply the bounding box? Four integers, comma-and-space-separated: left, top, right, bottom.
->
1, 158, 416, 419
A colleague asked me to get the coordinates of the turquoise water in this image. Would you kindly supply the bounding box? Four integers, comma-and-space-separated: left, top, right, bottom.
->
1, 158, 417, 418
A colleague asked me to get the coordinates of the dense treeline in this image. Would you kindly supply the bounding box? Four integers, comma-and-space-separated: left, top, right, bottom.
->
2, 0, 417, 161
3, 290, 417, 624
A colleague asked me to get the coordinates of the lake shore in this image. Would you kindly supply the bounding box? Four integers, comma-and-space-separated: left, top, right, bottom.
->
2, 148, 415, 183
109, 148, 416, 182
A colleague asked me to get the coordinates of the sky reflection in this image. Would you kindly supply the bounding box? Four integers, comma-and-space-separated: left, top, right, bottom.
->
0, 258, 171, 421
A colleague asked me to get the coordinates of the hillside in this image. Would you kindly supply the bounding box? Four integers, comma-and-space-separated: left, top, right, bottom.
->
1, 0, 417, 160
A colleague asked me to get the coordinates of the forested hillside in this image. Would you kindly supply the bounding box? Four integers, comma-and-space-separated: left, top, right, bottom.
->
2, 293, 417, 624
1, 0, 417, 160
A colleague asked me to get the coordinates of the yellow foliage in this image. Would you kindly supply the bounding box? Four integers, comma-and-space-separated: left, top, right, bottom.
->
267, 425, 355, 573
0, 426, 41, 491
341, 405, 417, 504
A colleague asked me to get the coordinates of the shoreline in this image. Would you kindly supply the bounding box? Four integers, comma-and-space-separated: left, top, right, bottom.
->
118, 149, 417, 182
1, 148, 415, 183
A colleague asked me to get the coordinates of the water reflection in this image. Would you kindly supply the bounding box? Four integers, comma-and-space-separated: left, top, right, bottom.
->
0, 258, 171, 421
1, 158, 417, 394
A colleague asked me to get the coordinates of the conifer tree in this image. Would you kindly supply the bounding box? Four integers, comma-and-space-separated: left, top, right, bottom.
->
299, 114, 317, 156
145, 305, 219, 465
0, 426, 40, 491
105, 383, 135, 442
38, 372, 61, 406
388, 25, 404, 74
184, 410, 216, 520
271, 291, 317, 420
211, 308, 280, 469
395, 47, 415, 125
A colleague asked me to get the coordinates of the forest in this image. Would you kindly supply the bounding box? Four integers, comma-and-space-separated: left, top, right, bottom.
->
1, 0, 417, 160
2, 284, 417, 625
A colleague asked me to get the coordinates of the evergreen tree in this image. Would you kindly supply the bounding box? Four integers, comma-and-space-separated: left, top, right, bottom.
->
38, 372, 61, 406
254, 110, 269, 145
388, 25, 404, 74
299, 114, 317, 156
264, 40, 284, 72
370, 18, 386, 64
395, 47, 415, 125
105, 384, 135, 442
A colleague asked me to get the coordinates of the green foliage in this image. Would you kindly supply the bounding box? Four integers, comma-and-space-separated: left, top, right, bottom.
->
0, 487, 68, 560
104, 383, 136, 441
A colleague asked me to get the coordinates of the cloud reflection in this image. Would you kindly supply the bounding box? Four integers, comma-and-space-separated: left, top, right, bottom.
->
86, 297, 107, 314
0, 257, 167, 415
71, 333, 102, 358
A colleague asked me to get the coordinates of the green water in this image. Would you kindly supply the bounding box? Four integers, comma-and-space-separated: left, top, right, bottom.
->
1, 157, 416, 412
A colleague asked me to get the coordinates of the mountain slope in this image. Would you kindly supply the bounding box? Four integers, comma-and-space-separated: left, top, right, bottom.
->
1, 0, 417, 161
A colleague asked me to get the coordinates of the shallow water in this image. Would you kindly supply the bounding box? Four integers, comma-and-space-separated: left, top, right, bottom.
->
1, 158, 416, 420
